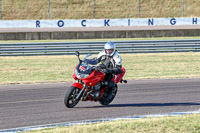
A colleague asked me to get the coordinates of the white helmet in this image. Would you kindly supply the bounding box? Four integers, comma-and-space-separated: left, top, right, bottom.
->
104, 41, 116, 56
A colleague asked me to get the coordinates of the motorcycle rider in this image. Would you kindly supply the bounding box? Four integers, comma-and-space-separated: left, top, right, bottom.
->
81, 41, 123, 100
97, 41, 122, 90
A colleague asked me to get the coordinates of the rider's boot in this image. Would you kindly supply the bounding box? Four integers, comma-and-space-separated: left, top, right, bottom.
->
108, 81, 116, 88
107, 81, 117, 99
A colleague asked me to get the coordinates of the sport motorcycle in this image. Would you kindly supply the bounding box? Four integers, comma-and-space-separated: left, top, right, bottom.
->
64, 51, 127, 108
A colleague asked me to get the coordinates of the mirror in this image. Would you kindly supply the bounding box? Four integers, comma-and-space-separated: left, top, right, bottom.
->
75, 51, 80, 56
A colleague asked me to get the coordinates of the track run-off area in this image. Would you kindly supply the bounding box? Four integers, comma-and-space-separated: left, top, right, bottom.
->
0, 78, 200, 130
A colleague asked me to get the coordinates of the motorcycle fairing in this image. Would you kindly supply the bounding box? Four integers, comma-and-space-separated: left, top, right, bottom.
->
112, 67, 126, 83
72, 74, 77, 80
82, 71, 105, 86
72, 83, 83, 90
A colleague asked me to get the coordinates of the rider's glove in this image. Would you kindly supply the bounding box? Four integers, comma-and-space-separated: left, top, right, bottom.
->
102, 68, 112, 73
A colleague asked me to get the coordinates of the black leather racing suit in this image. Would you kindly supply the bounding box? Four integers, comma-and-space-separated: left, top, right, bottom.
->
97, 50, 122, 81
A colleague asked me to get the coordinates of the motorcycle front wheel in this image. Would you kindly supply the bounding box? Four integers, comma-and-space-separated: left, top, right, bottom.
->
64, 86, 81, 108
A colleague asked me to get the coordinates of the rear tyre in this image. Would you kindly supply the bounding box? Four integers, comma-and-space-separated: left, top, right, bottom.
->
99, 86, 118, 106
64, 86, 81, 108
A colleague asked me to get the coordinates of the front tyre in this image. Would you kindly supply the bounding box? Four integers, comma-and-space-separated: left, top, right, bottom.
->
64, 86, 81, 108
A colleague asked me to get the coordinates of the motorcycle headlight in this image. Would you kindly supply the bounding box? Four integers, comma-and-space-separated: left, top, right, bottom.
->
75, 69, 89, 79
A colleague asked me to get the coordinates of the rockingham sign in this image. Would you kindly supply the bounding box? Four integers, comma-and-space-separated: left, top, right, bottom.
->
0, 17, 200, 28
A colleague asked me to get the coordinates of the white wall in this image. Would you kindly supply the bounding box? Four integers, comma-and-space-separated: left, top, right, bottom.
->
0, 17, 199, 28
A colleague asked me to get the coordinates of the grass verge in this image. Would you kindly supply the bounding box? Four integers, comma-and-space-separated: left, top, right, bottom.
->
2, 0, 200, 19
0, 52, 200, 85
21, 113, 200, 133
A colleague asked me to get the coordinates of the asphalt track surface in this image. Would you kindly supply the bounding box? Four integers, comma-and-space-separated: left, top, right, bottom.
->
0, 78, 200, 130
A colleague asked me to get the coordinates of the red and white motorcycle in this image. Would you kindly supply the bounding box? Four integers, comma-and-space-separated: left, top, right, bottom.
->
64, 51, 127, 108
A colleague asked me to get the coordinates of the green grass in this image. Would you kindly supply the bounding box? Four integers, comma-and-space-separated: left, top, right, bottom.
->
1, 52, 200, 85
1, 37, 200, 85
124, 52, 200, 79
2, 0, 200, 20
21, 113, 200, 133
0, 56, 75, 84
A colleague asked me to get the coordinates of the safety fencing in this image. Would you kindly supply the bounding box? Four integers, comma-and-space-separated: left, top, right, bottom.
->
0, 39, 200, 56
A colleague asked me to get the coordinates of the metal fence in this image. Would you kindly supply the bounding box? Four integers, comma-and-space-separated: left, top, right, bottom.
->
0, 0, 199, 20
1, 40, 200, 56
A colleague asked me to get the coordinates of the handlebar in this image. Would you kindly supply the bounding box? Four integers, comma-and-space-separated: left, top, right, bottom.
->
75, 51, 106, 74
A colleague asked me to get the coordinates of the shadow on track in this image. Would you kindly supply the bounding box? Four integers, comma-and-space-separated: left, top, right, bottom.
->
76, 102, 200, 108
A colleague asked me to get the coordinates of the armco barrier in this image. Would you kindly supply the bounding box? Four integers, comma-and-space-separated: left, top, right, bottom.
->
0, 39, 200, 56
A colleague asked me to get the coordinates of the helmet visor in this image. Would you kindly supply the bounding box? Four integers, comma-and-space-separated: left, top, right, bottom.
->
105, 49, 114, 55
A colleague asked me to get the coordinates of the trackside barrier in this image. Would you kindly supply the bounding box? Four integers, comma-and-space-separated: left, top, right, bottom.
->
0, 39, 200, 56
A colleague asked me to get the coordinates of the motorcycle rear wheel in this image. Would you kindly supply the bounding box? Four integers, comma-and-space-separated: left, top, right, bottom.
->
99, 86, 118, 106
64, 86, 81, 108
